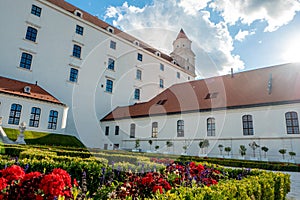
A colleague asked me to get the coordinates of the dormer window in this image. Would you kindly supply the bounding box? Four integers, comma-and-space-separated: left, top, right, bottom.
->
155, 51, 161, 57
74, 10, 83, 18
24, 86, 31, 94
133, 40, 140, 46
106, 26, 114, 34
205, 92, 218, 99
172, 60, 176, 64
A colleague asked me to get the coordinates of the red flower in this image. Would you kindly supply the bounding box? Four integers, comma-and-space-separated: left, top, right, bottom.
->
20, 171, 42, 184
39, 173, 65, 198
153, 185, 163, 194
52, 168, 71, 188
1, 165, 25, 183
0, 177, 7, 191
73, 178, 79, 187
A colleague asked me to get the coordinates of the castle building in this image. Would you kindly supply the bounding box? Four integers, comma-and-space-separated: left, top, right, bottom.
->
0, 0, 195, 147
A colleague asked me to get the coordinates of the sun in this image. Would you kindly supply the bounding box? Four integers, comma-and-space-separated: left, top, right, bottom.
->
282, 35, 300, 63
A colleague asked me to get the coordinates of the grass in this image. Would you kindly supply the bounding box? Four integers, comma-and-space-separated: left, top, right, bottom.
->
2, 127, 85, 148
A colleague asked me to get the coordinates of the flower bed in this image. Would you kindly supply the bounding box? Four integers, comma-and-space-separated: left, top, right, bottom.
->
0, 146, 291, 199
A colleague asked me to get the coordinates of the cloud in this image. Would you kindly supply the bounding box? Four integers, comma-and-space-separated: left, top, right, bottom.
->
178, 0, 210, 15
210, 0, 300, 32
235, 29, 255, 41
104, 0, 245, 77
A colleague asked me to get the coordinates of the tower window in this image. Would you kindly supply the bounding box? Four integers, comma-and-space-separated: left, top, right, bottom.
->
31, 5, 42, 17
106, 79, 113, 93
107, 58, 115, 70
134, 88, 140, 100
130, 123, 135, 138
136, 69, 142, 80
20, 52, 33, 70
25, 27, 38, 42
69, 68, 79, 82
159, 79, 164, 88
137, 53, 143, 61
105, 126, 109, 136
160, 63, 164, 71
152, 122, 158, 138
177, 72, 180, 79
72, 44, 82, 58
110, 41, 116, 49
76, 25, 84, 35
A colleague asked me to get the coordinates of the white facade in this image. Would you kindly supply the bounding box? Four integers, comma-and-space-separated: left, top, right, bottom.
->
0, 0, 195, 147
101, 103, 300, 163
0, 93, 67, 133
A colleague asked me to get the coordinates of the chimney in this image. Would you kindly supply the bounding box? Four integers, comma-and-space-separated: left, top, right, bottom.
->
231, 68, 234, 78
35, 81, 38, 85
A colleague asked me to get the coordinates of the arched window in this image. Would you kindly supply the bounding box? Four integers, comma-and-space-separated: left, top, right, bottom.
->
285, 112, 299, 134
152, 122, 158, 138
29, 107, 41, 127
207, 117, 215, 136
130, 123, 136, 138
48, 110, 58, 130
8, 104, 22, 125
242, 115, 254, 135
177, 120, 184, 137
134, 88, 140, 100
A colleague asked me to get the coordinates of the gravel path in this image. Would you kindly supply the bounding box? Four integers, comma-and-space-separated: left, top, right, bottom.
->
285, 171, 300, 200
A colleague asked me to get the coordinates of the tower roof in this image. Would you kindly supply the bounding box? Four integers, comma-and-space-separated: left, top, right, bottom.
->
176, 28, 189, 40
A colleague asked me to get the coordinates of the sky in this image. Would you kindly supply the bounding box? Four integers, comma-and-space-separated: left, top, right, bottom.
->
66, 0, 300, 77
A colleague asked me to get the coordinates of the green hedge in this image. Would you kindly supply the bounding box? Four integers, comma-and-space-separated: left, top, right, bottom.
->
152, 170, 290, 200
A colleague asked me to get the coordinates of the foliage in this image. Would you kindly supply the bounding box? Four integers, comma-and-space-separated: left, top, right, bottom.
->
224, 147, 231, 156
279, 149, 287, 159
261, 146, 269, 158
289, 151, 296, 159
239, 145, 247, 157
166, 141, 173, 148
135, 139, 140, 149
218, 144, 223, 155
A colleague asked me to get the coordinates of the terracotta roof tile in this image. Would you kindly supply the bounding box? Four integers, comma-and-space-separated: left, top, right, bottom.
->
176, 28, 189, 40
0, 76, 64, 105
101, 63, 300, 121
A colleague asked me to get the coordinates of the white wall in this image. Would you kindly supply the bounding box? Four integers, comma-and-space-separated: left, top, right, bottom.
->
0, 94, 67, 133
0, 0, 195, 147
101, 103, 300, 163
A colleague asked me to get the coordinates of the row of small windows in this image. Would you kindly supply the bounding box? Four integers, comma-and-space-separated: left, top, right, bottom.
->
8, 104, 58, 130
105, 126, 120, 136
104, 112, 300, 138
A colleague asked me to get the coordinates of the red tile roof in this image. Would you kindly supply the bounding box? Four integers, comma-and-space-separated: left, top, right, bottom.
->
0, 76, 64, 105
46, 0, 189, 73
176, 28, 189, 40
101, 63, 300, 121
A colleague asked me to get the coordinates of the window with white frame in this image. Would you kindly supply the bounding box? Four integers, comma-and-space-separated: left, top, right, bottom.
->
207, 117, 216, 136
136, 69, 142, 80
48, 110, 58, 130
8, 104, 22, 125
177, 120, 184, 137
285, 112, 299, 134
242, 115, 254, 135
152, 122, 158, 138
29, 107, 41, 127
130, 123, 136, 138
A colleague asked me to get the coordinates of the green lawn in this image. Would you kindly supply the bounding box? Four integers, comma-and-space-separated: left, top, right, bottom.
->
2, 127, 85, 148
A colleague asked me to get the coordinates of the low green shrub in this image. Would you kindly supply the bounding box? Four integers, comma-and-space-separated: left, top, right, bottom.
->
152, 171, 290, 200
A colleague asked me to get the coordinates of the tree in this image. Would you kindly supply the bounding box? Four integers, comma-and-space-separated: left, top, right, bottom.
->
249, 141, 260, 157
135, 139, 140, 150
148, 140, 153, 151
224, 147, 231, 156
218, 144, 224, 156
261, 146, 269, 158
289, 151, 296, 160
279, 149, 287, 160
199, 139, 209, 154
155, 145, 159, 151
239, 145, 247, 157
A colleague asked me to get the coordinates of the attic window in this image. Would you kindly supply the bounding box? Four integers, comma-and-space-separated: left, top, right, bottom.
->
74, 10, 83, 18
172, 60, 176, 64
24, 86, 31, 94
107, 27, 114, 33
205, 92, 218, 99
156, 99, 167, 105
133, 40, 140, 46
155, 51, 161, 57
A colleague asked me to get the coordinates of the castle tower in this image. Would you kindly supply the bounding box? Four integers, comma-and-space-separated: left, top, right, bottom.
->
170, 29, 196, 75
